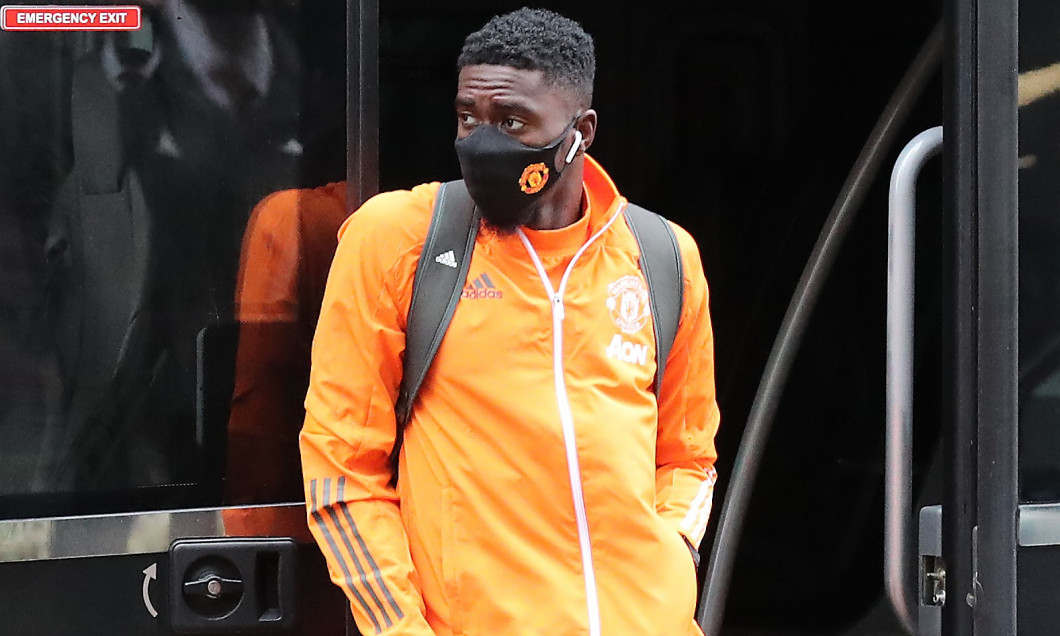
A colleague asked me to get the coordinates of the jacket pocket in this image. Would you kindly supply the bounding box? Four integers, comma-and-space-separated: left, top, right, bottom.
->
441, 486, 464, 635
682, 533, 702, 570
667, 528, 699, 625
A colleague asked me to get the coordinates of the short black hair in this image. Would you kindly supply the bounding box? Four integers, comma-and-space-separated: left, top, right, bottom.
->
457, 8, 595, 108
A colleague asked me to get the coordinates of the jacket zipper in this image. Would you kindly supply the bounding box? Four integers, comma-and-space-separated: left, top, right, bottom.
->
517, 207, 623, 636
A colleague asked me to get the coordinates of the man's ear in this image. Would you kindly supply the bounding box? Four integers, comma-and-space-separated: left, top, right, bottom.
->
577, 109, 598, 153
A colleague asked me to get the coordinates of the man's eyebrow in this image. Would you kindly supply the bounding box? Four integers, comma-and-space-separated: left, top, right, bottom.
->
453, 95, 538, 116
491, 99, 536, 116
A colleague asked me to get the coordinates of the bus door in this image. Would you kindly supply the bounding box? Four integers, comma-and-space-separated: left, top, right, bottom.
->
900, 0, 1060, 633
1006, 0, 1060, 633
0, 1, 372, 634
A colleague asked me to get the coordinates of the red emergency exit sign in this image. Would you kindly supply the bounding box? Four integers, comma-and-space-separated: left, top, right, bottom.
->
2, 5, 141, 31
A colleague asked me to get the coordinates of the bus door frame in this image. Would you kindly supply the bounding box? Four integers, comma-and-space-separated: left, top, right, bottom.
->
944, 0, 1018, 633
348, 0, 379, 210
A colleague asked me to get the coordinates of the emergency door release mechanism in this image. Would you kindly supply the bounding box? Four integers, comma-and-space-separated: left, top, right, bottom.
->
183, 571, 244, 600
169, 537, 297, 634
886, 126, 943, 636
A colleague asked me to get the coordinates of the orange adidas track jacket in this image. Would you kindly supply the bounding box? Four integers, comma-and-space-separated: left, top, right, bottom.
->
300, 156, 721, 636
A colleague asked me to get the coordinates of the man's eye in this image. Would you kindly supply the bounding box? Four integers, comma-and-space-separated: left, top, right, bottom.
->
501, 118, 525, 132
458, 113, 478, 126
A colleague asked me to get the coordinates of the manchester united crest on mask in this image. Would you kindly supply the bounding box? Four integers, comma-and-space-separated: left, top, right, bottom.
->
519, 162, 549, 194
606, 274, 651, 334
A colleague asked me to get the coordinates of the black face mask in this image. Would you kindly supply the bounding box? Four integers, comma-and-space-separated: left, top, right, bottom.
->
454, 117, 581, 233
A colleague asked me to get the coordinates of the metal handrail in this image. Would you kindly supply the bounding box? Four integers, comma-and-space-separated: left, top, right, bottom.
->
885, 125, 943, 635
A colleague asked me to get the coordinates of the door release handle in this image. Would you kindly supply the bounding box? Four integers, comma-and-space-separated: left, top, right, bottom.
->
886, 125, 943, 635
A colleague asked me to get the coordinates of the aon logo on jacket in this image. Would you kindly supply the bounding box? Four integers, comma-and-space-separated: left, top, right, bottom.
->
606, 334, 648, 365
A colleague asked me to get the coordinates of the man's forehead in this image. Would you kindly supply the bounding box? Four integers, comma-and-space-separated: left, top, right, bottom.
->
456, 64, 567, 105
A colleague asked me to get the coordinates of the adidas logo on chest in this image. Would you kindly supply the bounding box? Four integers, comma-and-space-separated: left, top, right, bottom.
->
462, 273, 503, 299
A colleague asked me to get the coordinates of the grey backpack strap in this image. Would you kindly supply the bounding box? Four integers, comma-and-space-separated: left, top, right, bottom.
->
392, 180, 479, 465
623, 203, 684, 398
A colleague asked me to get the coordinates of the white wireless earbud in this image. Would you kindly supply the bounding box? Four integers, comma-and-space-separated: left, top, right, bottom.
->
565, 130, 583, 164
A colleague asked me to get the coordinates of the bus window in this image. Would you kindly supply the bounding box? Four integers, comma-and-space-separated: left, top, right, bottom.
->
0, 0, 348, 520
1018, 0, 1060, 503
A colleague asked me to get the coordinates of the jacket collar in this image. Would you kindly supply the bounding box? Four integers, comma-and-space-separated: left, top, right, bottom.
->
511, 154, 626, 256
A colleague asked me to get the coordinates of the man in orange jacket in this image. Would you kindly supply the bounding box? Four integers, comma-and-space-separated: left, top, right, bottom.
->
300, 8, 720, 636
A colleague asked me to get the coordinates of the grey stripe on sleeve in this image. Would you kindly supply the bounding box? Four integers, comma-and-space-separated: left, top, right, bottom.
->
310, 478, 384, 634
322, 477, 395, 628
337, 476, 406, 619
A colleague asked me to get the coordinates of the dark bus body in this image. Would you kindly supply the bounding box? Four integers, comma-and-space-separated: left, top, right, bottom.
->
0, 1, 1053, 634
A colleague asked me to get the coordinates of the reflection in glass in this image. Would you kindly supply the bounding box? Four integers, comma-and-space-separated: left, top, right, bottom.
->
0, 0, 347, 518
224, 182, 348, 509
